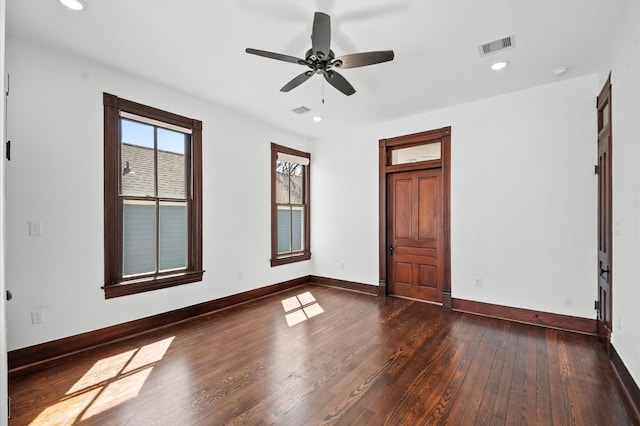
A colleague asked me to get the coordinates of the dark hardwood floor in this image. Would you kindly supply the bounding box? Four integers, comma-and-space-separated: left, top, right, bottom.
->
8, 284, 638, 425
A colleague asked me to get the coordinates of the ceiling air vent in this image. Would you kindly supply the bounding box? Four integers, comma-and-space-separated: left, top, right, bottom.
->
292, 106, 312, 114
478, 35, 515, 57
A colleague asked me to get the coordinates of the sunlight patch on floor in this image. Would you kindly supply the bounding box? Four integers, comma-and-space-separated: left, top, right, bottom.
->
282, 292, 324, 326
281, 296, 302, 312
81, 367, 153, 420
30, 336, 175, 425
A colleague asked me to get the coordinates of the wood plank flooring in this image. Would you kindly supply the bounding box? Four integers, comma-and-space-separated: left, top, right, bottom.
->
8, 284, 638, 425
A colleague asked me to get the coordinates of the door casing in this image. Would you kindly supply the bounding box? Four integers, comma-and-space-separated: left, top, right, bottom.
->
596, 74, 613, 353
379, 127, 451, 307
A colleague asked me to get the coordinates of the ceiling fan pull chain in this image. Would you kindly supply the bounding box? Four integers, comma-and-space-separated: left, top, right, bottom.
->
322, 77, 325, 104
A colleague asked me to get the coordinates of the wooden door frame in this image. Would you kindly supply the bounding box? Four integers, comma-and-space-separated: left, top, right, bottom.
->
597, 74, 613, 352
379, 127, 452, 308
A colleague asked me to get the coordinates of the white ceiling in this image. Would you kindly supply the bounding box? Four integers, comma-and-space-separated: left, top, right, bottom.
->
6, 0, 629, 138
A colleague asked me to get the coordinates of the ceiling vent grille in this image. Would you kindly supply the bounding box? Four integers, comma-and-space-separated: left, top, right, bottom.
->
292, 106, 312, 114
478, 35, 515, 57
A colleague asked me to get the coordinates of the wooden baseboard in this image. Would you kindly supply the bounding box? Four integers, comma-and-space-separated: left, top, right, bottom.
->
611, 345, 640, 423
8, 276, 310, 378
9, 276, 604, 380
451, 298, 597, 335
310, 275, 378, 296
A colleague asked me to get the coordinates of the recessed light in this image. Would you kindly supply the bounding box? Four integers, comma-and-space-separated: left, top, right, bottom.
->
59, 0, 85, 11
490, 61, 508, 71
553, 66, 569, 76
313, 116, 323, 122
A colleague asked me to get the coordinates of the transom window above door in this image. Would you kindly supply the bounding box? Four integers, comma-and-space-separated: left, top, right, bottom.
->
390, 142, 441, 165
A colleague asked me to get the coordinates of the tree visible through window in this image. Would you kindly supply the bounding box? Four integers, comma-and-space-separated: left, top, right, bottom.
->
103, 93, 203, 298
271, 143, 310, 266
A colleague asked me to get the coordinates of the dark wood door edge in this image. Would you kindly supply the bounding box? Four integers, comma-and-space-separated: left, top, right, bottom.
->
611, 345, 640, 423
452, 298, 597, 335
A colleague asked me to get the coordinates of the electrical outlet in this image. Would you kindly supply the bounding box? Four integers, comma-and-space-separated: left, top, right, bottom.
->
31, 309, 44, 324
29, 221, 43, 236
475, 278, 482, 287
339, 262, 345, 270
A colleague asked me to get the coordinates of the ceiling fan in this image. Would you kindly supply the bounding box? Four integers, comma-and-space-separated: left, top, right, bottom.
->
246, 12, 394, 96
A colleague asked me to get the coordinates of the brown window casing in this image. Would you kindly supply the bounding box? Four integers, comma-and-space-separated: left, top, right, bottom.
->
103, 93, 203, 298
270, 143, 311, 266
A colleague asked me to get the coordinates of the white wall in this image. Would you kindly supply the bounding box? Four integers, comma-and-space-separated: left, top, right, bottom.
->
601, 0, 640, 388
313, 74, 598, 319
5, 36, 312, 351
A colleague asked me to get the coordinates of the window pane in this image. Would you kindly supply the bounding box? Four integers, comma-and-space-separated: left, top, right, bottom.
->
277, 207, 291, 254
391, 142, 441, 165
292, 207, 303, 251
157, 128, 186, 199
121, 118, 155, 197
276, 161, 290, 204
159, 201, 187, 271
289, 169, 303, 204
123, 200, 156, 276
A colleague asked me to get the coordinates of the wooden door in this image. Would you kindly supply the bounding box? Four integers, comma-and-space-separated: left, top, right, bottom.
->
388, 168, 443, 302
596, 76, 612, 352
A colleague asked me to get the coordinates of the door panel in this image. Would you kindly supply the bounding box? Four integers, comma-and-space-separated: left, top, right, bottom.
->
388, 169, 443, 302
418, 176, 437, 240
419, 264, 437, 288
394, 178, 412, 239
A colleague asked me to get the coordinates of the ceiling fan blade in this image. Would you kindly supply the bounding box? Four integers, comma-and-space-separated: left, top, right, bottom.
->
335, 50, 395, 69
280, 71, 314, 92
323, 70, 355, 96
311, 12, 331, 59
245, 48, 305, 65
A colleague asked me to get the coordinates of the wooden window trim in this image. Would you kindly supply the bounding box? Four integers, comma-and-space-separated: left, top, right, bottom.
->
270, 143, 311, 267
103, 93, 203, 298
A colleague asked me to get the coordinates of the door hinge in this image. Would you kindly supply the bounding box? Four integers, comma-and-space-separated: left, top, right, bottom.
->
5, 140, 10, 161
594, 164, 599, 175
594, 300, 599, 310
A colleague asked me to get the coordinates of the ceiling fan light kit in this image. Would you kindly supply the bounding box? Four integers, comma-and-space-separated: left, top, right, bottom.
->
246, 12, 394, 96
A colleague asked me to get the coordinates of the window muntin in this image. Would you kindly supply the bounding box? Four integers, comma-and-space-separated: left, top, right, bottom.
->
104, 93, 203, 298
271, 143, 310, 266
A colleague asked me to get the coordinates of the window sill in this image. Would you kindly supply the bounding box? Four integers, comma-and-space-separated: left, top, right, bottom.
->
103, 270, 204, 299
270, 253, 311, 267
